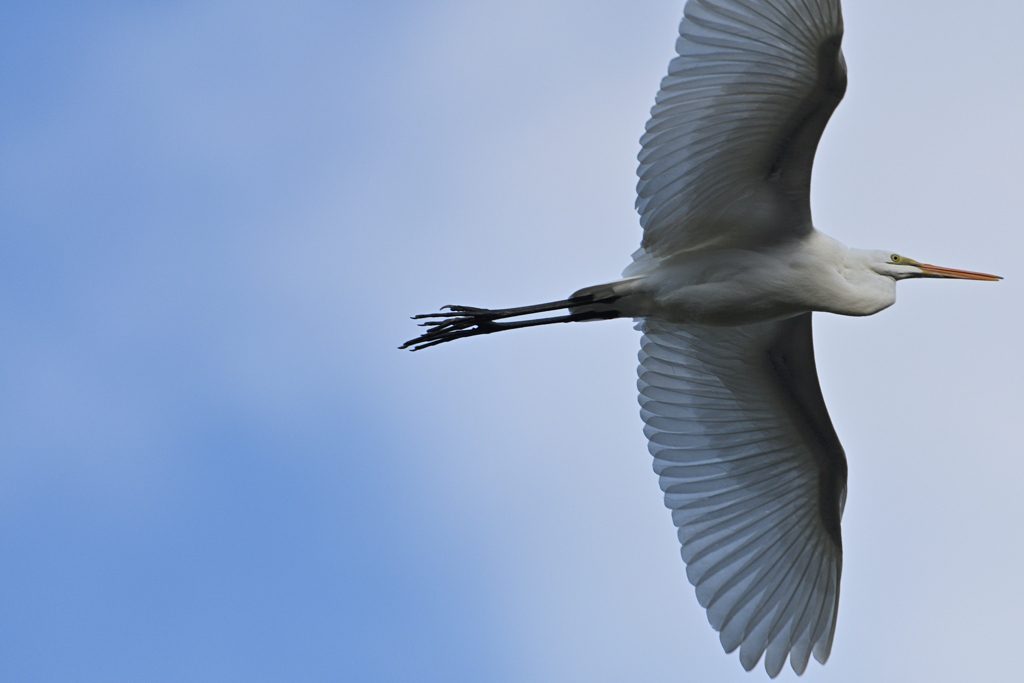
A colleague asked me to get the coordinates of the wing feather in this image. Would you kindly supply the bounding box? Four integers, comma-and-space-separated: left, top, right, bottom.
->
638, 314, 846, 677
636, 0, 846, 257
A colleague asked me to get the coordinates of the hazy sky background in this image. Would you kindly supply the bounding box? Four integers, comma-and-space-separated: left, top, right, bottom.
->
1, 1, 1022, 681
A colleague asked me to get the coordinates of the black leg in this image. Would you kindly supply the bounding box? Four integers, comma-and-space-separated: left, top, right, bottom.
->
400, 294, 621, 351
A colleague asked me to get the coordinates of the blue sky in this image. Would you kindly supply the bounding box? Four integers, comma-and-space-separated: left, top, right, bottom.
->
1, 1, 1022, 681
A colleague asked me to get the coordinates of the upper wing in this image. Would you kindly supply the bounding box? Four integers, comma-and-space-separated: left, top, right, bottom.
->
636, 0, 846, 257
638, 313, 847, 677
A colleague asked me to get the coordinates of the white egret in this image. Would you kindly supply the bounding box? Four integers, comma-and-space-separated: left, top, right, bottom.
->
403, 0, 1000, 676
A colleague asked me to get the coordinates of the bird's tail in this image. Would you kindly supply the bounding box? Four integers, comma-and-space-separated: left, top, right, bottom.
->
401, 286, 624, 351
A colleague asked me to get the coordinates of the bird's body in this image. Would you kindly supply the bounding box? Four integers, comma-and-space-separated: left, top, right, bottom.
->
404, 0, 999, 677
575, 232, 899, 326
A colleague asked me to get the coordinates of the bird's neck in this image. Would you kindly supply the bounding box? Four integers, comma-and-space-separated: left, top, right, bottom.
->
824, 245, 897, 317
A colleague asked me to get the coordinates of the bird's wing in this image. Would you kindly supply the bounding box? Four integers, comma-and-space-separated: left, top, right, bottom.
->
638, 313, 847, 677
637, 0, 846, 257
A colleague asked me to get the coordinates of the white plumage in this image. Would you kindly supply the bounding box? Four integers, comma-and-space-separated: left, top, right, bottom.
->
406, 0, 999, 676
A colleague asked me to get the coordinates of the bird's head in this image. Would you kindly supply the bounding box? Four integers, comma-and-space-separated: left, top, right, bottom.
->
871, 252, 1001, 282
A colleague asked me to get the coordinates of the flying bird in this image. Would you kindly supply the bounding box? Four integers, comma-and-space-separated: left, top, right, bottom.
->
403, 0, 999, 676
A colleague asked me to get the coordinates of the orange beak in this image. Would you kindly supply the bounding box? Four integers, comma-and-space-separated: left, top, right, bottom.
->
916, 263, 1002, 281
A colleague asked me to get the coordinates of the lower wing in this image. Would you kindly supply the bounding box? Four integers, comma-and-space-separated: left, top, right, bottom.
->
637, 313, 847, 677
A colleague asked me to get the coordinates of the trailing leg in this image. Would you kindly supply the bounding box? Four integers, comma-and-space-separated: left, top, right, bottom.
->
401, 293, 622, 351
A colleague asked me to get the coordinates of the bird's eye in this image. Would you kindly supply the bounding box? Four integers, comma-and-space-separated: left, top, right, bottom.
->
890, 254, 900, 263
